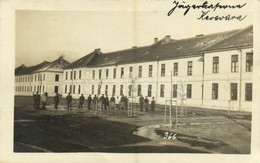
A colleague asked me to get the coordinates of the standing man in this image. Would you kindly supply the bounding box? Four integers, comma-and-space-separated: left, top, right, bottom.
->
151, 97, 155, 112
41, 92, 48, 110
93, 95, 98, 110
78, 94, 85, 109
105, 95, 109, 110
139, 95, 144, 111
53, 93, 60, 110
87, 95, 92, 110
99, 94, 105, 110
66, 93, 73, 110
144, 96, 149, 112
110, 95, 115, 110
115, 96, 120, 110
33, 91, 41, 109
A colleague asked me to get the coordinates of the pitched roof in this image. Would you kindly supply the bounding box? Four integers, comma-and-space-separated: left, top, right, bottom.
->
15, 57, 70, 75
65, 25, 252, 68
34, 57, 70, 72
201, 25, 253, 52
63, 50, 100, 69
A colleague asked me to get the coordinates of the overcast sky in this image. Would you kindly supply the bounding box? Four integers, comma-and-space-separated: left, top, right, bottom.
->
15, 0, 253, 67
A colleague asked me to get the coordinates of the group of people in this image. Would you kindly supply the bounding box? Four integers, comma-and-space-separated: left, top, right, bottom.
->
33, 92, 156, 112
139, 95, 155, 112
33, 91, 48, 109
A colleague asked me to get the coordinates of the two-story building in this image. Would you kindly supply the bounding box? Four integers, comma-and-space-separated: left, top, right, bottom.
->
15, 56, 70, 97
62, 25, 253, 111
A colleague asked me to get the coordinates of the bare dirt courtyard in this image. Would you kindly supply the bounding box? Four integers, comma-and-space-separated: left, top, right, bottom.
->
14, 96, 251, 153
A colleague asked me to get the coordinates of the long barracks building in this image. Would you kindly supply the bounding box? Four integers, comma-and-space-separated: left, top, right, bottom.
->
15, 25, 253, 111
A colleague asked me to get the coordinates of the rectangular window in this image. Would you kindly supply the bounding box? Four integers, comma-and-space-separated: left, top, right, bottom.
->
212, 83, 218, 100
187, 61, 193, 75
73, 85, 75, 94
213, 57, 219, 73
99, 69, 102, 79
92, 70, 95, 79
112, 85, 116, 95
129, 67, 133, 77
42, 85, 44, 93
245, 83, 252, 101
138, 85, 142, 96
148, 65, 153, 77
231, 55, 238, 72
138, 66, 142, 78
70, 71, 73, 80
78, 85, 81, 94
105, 85, 108, 95
120, 85, 124, 95
187, 84, 192, 98
91, 85, 94, 94
148, 84, 152, 97
106, 69, 109, 79
66, 72, 68, 80
121, 67, 124, 78
128, 85, 132, 97
230, 83, 238, 100
69, 85, 72, 93
173, 62, 178, 76
113, 68, 116, 78
43, 74, 45, 81
160, 84, 165, 97
55, 74, 59, 81
173, 84, 177, 98
74, 71, 76, 79
246, 53, 253, 72
161, 64, 165, 77
55, 86, 58, 93
65, 85, 67, 93
79, 70, 81, 79
38, 74, 40, 81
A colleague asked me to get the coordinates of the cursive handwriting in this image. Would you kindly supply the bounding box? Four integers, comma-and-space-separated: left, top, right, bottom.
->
168, 1, 247, 16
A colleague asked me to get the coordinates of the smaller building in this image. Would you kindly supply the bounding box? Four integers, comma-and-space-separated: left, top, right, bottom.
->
15, 56, 70, 97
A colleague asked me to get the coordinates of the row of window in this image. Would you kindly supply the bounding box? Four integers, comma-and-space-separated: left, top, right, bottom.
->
63, 53, 253, 81
213, 53, 253, 73
65, 70, 82, 80
16, 74, 60, 83
15, 85, 59, 93
63, 82, 252, 102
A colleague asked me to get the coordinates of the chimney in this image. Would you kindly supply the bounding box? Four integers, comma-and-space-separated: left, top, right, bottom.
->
164, 35, 171, 43
95, 48, 101, 53
154, 38, 158, 44
132, 46, 137, 49
59, 56, 64, 64
196, 34, 204, 37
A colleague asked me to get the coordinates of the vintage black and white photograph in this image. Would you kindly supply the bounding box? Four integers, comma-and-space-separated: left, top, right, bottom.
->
1, 0, 260, 162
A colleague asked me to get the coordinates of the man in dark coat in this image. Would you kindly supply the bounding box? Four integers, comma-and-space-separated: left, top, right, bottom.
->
144, 96, 149, 112
78, 94, 85, 109
139, 95, 144, 111
110, 95, 115, 109
66, 93, 73, 110
105, 95, 109, 110
99, 94, 105, 110
93, 95, 98, 110
87, 95, 92, 110
33, 92, 40, 109
53, 93, 60, 109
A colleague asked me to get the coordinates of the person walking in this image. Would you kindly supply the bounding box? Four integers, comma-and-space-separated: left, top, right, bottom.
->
66, 93, 73, 110
78, 94, 85, 109
53, 93, 60, 110
151, 97, 155, 112
87, 95, 92, 110
139, 95, 144, 111
144, 96, 149, 112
